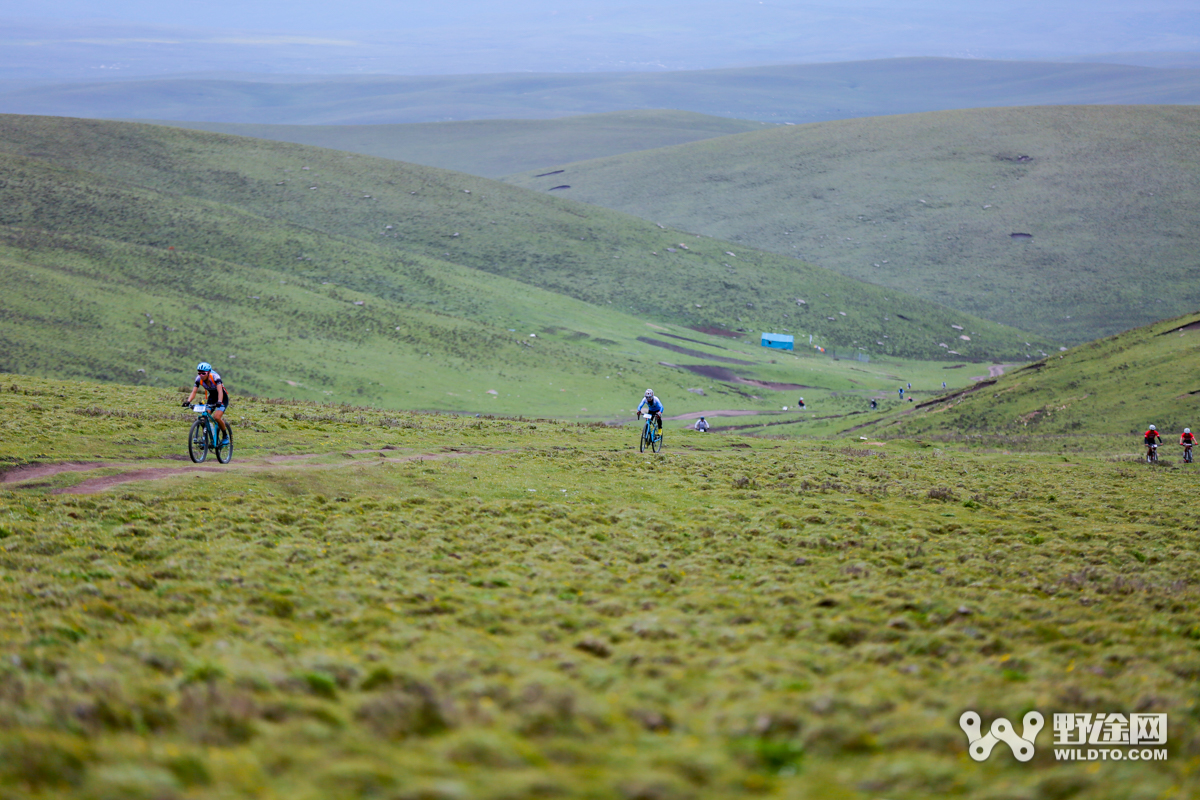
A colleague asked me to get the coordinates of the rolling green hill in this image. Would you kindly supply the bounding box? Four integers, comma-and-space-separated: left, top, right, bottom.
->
3, 58, 1200, 125
151, 110, 770, 179
505, 105, 1200, 345
842, 310, 1200, 443
0, 114, 1055, 413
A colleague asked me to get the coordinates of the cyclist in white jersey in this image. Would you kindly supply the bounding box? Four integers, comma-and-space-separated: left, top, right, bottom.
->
183, 362, 231, 445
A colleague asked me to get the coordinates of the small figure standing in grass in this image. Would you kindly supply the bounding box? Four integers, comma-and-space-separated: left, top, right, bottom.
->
942, 381, 947, 389
184, 361, 231, 445
636, 389, 664, 433
870, 398, 877, 410
694, 417, 710, 433
797, 397, 806, 410
898, 387, 904, 399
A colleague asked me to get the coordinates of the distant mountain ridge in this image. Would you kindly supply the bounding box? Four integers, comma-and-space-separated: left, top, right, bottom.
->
147, 111, 771, 178
3, 58, 1200, 125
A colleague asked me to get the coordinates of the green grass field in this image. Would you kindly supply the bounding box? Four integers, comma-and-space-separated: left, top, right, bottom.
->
153, 111, 770, 179
504, 105, 1200, 345
0, 374, 1197, 799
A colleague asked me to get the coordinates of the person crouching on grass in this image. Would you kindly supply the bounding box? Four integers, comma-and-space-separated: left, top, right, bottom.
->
184, 361, 231, 445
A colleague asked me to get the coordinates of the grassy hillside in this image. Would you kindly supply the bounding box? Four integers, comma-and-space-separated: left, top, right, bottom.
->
1, 374, 1198, 799
3, 58, 1200, 125
0, 115, 1054, 385
506, 105, 1200, 345
845, 311, 1200, 443
153, 110, 770, 178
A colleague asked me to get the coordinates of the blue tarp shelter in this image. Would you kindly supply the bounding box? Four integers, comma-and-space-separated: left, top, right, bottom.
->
761, 332, 794, 350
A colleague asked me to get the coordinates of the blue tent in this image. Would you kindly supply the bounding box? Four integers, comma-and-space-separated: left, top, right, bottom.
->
761, 332, 794, 350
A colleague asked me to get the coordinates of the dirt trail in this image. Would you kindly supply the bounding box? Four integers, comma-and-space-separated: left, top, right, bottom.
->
970, 364, 1017, 381
13, 448, 507, 495
2, 462, 116, 483
58, 467, 223, 494
667, 409, 793, 421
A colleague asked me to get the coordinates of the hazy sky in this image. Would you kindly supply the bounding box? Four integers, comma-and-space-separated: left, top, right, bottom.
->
10, 0, 1195, 33
3, 1, 1197, 80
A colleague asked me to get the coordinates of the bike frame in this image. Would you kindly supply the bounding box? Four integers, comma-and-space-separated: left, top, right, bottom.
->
194, 405, 219, 440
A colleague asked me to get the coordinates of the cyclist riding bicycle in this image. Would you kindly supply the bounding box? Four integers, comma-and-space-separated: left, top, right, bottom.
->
636, 390, 664, 434
184, 362, 231, 445
1182, 427, 1196, 461
694, 416, 709, 433
1144, 424, 1162, 460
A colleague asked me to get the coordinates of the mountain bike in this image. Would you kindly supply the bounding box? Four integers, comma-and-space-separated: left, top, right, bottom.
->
639, 412, 662, 453
1145, 443, 1158, 464
1183, 444, 1194, 464
189, 404, 233, 464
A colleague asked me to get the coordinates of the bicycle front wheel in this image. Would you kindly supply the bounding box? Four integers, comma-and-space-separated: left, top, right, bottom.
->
651, 426, 663, 453
188, 418, 210, 463
639, 424, 649, 452
215, 423, 233, 464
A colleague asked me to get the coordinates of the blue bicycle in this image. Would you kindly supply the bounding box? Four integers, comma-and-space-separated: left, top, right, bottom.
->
638, 412, 663, 453
188, 404, 233, 464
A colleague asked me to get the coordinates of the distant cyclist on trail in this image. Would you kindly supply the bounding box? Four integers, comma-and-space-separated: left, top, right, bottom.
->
694, 417, 709, 433
1144, 424, 1162, 461
636, 389, 664, 434
184, 362, 231, 446
1182, 427, 1196, 462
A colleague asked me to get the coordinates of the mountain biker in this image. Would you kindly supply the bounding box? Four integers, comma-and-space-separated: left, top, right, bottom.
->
870, 398, 877, 410
636, 390, 664, 433
1182, 427, 1196, 461
184, 362, 231, 445
694, 416, 709, 432
1144, 424, 1161, 460
797, 397, 806, 409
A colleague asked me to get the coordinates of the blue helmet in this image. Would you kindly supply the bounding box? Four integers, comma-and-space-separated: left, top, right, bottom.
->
196, 361, 212, 372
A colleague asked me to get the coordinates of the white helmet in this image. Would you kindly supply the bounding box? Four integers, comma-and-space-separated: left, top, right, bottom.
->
1149, 425, 1157, 430
1187, 428, 1192, 434
645, 389, 654, 398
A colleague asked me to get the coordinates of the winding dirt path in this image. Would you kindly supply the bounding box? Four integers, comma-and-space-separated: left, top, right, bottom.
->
8, 448, 511, 495
60, 467, 223, 494
970, 364, 1018, 381
2, 462, 115, 483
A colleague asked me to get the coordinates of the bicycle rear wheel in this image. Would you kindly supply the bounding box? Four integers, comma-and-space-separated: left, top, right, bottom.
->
188, 418, 210, 463
651, 426, 663, 453
215, 423, 233, 464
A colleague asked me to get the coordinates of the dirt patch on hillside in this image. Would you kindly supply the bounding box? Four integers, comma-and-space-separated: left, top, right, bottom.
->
638, 337, 753, 364
661, 332, 729, 350
664, 363, 817, 391
737, 377, 813, 391
56, 467, 223, 494
1158, 317, 1200, 335
969, 364, 1017, 381
688, 326, 743, 338
667, 410, 769, 421
2, 462, 115, 483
